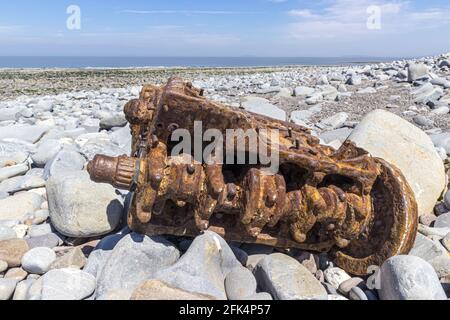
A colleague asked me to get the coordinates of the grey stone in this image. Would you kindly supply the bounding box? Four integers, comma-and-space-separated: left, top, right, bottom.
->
294, 86, 315, 97
83, 232, 129, 277
378, 255, 446, 300
100, 114, 127, 130
43, 149, 86, 179
0, 175, 46, 194
50, 247, 86, 270
0, 192, 43, 222
0, 125, 49, 144
22, 209, 49, 225
0, 151, 28, 169
240, 97, 286, 121
21, 247, 56, 274
349, 287, 368, 300
413, 115, 434, 127
225, 266, 257, 300
324, 267, 351, 289
26, 233, 62, 249
408, 63, 429, 82
154, 231, 240, 300
239, 292, 273, 300
0, 225, 17, 241
431, 133, 450, 155
25, 277, 42, 300
316, 112, 348, 130
305, 93, 323, 105
27, 223, 52, 238
4, 267, 27, 281
338, 277, 365, 295
348, 110, 445, 217
439, 60, 450, 68
46, 170, 124, 238
0, 278, 18, 300
12, 278, 35, 300
31, 139, 62, 167
320, 128, 353, 144
0, 164, 29, 183
254, 253, 327, 300
409, 233, 450, 278
435, 212, 450, 228
246, 254, 267, 271
95, 233, 180, 298
41, 268, 96, 300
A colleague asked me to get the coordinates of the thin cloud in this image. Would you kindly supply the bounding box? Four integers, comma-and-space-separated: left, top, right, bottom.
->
122, 9, 262, 15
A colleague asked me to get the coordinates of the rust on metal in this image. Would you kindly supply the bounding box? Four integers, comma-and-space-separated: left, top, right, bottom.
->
87, 77, 418, 276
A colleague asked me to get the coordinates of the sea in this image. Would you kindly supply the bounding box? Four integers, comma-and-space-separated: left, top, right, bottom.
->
0, 56, 402, 69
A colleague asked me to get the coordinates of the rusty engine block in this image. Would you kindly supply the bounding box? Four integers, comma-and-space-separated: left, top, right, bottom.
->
87, 77, 418, 276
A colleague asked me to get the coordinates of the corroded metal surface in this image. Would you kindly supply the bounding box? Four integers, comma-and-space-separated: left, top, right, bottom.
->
87, 77, 418, 275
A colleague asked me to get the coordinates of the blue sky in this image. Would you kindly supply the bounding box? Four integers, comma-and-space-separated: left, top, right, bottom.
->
0, 0, 449, 57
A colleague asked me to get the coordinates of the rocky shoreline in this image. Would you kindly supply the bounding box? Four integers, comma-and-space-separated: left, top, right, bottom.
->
0, 53, 450, 300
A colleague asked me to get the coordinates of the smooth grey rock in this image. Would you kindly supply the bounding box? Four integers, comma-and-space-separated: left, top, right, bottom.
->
431, 133, 450, 156
320, 128, 353, 144
349, 287, 368, 300
154, 231, 241, 300
31, 139, 62, 167
316, 112, 348, 130
21, 209, 49, 226
379, 255, 446, 300
413, 115, 434, 127
254, 253, 327, 300
99, 114, 127, 130
409, 233, 450, 278
324, 267, 351, 289
0, 175, 45, 194
305, 93, 323, 105
41, 268, 96, 300
26, 233, 62, 249
0, 164, 29, 183
46, 170, 123, 238
0, 225, 17, 241
408, 63, 429, 82
21, 247, 56, 274
0, 151, 28, 169
83, 232, 129, 277
12, 278, 35, 300
435, 213, 450, 228
348, 110, 445, 216
95, 233, 180, 298
0, 192, 43, 220
110, 125, 132, 149
43, 149, 86, 179
240, 96, 286, 121
0, 278, 18, 300
225, 266, 257, 300
239, 292, 273, 300
0, 125, 48, 144
294, 86, 315, 97
418, 224, 450, 239
27, 223, 52, 238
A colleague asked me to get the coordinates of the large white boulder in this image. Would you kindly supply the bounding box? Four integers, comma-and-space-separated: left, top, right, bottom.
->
348, 110, 446, 216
